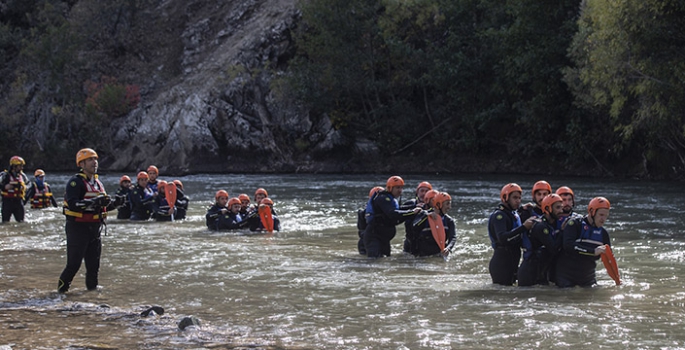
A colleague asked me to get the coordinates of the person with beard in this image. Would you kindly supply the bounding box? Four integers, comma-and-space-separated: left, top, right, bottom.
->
518, 180, 552, 222
518, 194, 564, 286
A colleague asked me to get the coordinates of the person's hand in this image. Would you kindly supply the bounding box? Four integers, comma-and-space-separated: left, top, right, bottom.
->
594, 244, 607, 256
428, 211, 439, 220
441, 248, 450, 257
168, 207, 174, 215
220, 208, 228, 214
523, 217, 537, 230
412, 207, 422, 214
4, 184, 11, 190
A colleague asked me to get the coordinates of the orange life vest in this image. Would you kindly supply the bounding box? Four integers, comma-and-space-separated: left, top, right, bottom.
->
1, 171, 26, 199
30, 184, 54, 209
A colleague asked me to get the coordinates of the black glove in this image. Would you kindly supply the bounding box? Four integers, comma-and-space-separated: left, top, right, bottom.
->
113, 195, 126, 207
93, 195, 111, 207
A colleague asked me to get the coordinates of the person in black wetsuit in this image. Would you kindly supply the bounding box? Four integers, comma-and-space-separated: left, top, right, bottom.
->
114, 175, 132, 219
129, 172, 155, 221
518, 194, 564, 286
248, 197, 281, 232
408, 191, 457, 257
555, 197, 612, 288
487, 183, 536, 286
206, 190, 229, 230
172, 179, 190, 220
216, 197, 249, 230
363, 176, 421, 258
555, 186, 581, 229
357, 186, 384, 255
518, 180, 552, 222
401, 181, 433, 253
1, 156, 29, 222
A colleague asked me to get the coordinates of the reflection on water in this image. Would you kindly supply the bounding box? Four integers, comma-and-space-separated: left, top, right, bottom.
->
1, 173, 685, 349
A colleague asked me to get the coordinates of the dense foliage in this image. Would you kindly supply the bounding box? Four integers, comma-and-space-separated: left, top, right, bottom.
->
287, 0, 685, 177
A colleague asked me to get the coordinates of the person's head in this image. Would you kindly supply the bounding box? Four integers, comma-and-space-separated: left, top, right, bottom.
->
158, 180, 167, 194
215, 190, 229, 207
415, 181, 433, 202
173, 179, 184, 191
260, 197, 274, 208
34, 169, 45, 179
368, 186, 384, 199
555, 186, 575, 214
136, 171, 149, 187
9, 155, 25, 172
254, 188, 268, 203
238, 193, 250, 209
433, 192, 452, 215
423, 189, 439, 208
588, 196, 611, 228
385, 176, 405, 198
228, 197, 242, 213
147, 166, 159, 182
541, 194, 563, 221
76, 148, 98, 176
119, 175, 132, 188
500, 183, 523, 210
532, 180, 552, 206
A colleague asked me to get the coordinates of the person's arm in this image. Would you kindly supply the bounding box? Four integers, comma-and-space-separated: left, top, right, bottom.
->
444, 215, 457, 253
562, 218, 599, 257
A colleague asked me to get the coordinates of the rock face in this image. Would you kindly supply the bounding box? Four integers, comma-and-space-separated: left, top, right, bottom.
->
103, 0, 363, 174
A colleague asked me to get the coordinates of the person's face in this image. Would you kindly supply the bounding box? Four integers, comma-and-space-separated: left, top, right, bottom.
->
440, 200, 452, 214
121, 180, 131, 188
560, 194, 574, 214
138, 178, 149, 187
417, 187, 430, 201
148, 171, 158, 181
255, 193, 266, 203
593, 208, 610, 227
390, 186, 404, 198
534, 190, 550, 205
551, 201, 563, 220
230, 203, 242, 213
80, 157, 98, 175
217, 196, 229, 207
240, 200, 250, 209
506, 191, 522, 209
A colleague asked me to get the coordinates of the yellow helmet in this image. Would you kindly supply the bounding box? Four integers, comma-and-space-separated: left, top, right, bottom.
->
10, 156, 25, 166
76, 148, 98, 166
34, 169, 45, 177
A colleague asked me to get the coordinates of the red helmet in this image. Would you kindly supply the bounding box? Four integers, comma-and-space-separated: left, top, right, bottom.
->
173, 179, 183, 190
368, 186, 384, 199
541, 194, 562, 215
215, 190, 229, 201
147, 165, 159, 175
228, 197, 241, 207
238, 193, 250, 202
386, 176, 405, 189
260, 197, 274, 206
136, 171, 149, 180
10, 155, 25, 166
34, 169, 46, 177
434, 192, 452, 211
588, 197, 611, 216
424, 190, 439, 205
532, 180, 552, 197
120, 175, 131, 184
500, 183, 522, 202
416, 181, 432, 192
255, 188, 268, 197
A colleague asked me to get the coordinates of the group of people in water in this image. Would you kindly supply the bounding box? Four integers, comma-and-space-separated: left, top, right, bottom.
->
357, 176, 615, 288
2, 151, 614, 292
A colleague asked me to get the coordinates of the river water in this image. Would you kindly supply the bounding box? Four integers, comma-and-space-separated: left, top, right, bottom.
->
1, 173, 684, 349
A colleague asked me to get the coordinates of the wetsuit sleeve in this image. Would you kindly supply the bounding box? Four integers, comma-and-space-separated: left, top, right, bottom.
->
444, 215, 457, 251
399, 198, 417, 210
23, 184, 35, 205
375, 194, 415, 224
562, 218, 597, 257
489, 210, 526, 246
48, 184, 58, 207
530, 221, 559, 258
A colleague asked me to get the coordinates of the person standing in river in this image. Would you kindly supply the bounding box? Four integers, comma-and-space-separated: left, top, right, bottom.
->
555, 197, 612, 288
1, 156, 29, 222
58, 148, 121, 293
24, 169, 58, 209
518, 194, 564, 286
363, 176, 421, 258
518, 180, 552, 222
487, 183, 536, 285
401, 181, 433, 254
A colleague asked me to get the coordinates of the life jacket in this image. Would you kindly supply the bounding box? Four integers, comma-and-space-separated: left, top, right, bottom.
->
63, 174, 107, 223
30, 182, 54, 209
577, 218, 605, 246
1, 171, 26, 199
488, 205, 522, 248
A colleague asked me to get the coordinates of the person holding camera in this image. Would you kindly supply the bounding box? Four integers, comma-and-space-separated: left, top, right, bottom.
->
58, 148, 122, 293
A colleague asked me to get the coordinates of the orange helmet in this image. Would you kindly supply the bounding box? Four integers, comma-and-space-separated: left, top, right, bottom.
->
588, 197, 611, 216
34, 169, 45, 177
541, 194, 562, 215
215, 190, 229, 201
158, 180, 167, 191
137, 171, 149, 180
416, 181, 432, 192
260, 197, 274, 206
500, 183, 522, 202
255, 188, 268, 197
173, 179, 183, 190
10, 156, 25, 166
147, 165, 159, 175
434, 192, 452, 211
238, 193, 250, 202
368, 186, 384, 198
119, 175, 131, 184
532, 180, 552, 197
75, 148, 97, 166
386, 176, 404, 189
556, 186, 574, 198
228, 197, 241, 207
424, 189, 439, 205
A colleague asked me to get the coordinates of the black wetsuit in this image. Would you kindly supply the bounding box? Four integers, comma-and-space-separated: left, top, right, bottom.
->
408, 211, 457, 257
363, 191, 415, 258
518, 216, 562, 286
555, 216, 610, 288
174, 188, 190, 220
206, 204, 225, 230
487, 204, 527, 285
401, 198, 421, 253
114, 186, 132, 219
129, 184, 154, 221
217, 211, 249, 230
